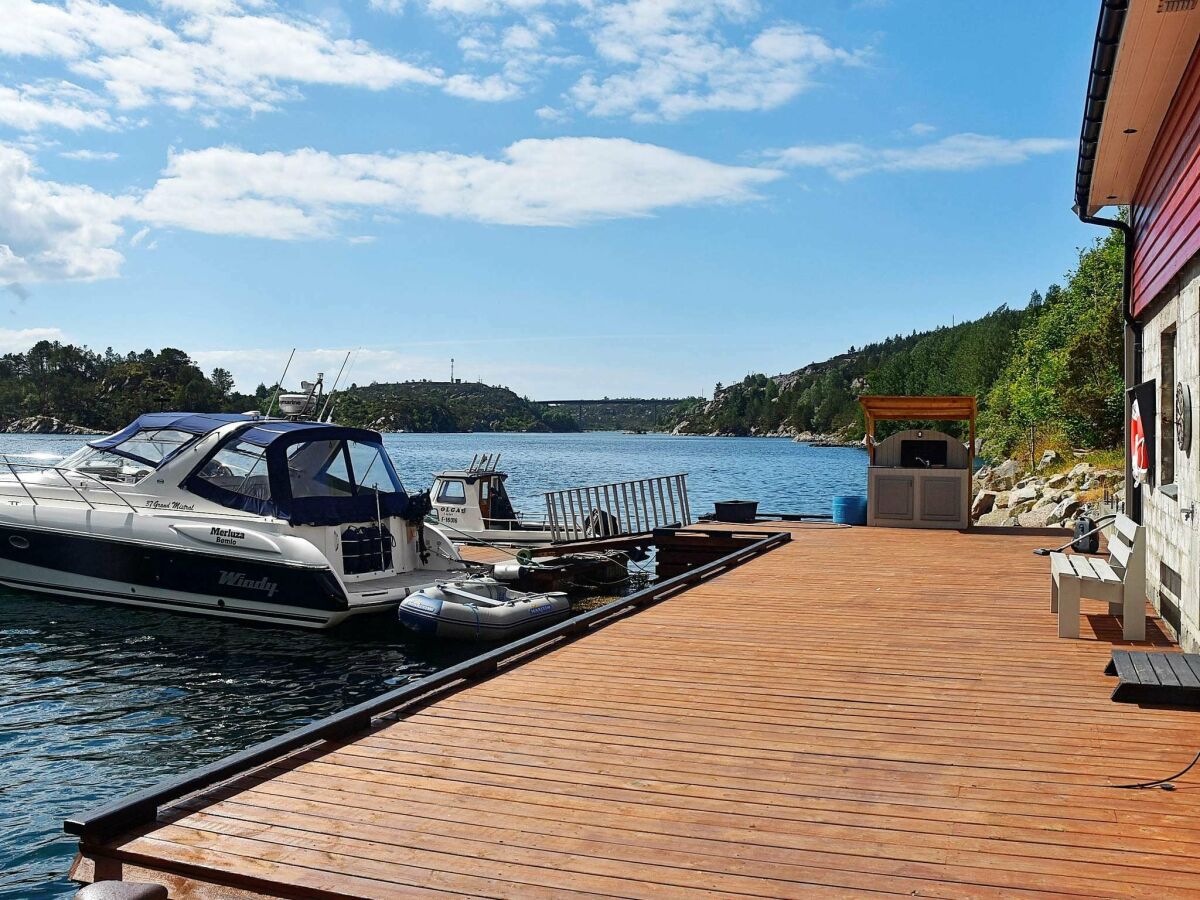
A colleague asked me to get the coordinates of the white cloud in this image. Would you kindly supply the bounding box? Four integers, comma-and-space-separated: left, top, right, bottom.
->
907, 122, 936, 136
0, 0, 510, 122
770, 133, 1073, 179
0, 136, 777, 282
136, 137, 779, 234
376, 0, 863, 122
0, 81, 113, 131
443, 72, 521, 100
59, 148, 119, 160
568, 3, 863, 122
0, 142, 132, 284
385, 0, 561, 15
0, 326, 68, 351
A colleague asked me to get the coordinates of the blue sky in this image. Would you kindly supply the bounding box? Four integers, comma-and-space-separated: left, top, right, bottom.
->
0, 0, 1099, 398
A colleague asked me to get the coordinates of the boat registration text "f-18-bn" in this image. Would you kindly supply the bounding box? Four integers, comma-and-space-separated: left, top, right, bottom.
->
218, 570, 279, 597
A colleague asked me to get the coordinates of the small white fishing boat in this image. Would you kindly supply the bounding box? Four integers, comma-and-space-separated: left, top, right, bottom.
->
430, 454, 693, 547
429, 454, 557, 545
397, 577, 570, 641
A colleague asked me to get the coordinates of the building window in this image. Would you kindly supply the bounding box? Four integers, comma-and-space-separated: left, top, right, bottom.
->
1162, 328, 1177, 485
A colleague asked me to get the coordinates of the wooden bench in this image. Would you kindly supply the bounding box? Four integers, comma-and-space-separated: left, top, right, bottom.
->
1050, 513, 1145, 640
1105, 650, 1200, 704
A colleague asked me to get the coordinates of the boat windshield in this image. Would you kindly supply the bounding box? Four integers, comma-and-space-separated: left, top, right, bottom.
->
67, 427, 197, 472
57, 446, 155, 483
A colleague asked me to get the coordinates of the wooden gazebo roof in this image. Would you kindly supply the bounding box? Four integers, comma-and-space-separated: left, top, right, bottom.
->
858, 395, 977, 422
858, 397, 978, 494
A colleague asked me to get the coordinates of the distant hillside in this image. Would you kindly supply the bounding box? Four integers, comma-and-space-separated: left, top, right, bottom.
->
0, 343, 255, 432
332, 381, 579, 433
668, 304, 1028, 439
534, 399, 693, 432
667, 227, 1126, 460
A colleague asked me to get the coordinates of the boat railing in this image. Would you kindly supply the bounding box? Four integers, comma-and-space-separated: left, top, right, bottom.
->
0, 456, 144, 515
544, 473, 691, 542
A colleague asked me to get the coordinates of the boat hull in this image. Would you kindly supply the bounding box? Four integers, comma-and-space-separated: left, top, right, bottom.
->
0, 523, 354, 628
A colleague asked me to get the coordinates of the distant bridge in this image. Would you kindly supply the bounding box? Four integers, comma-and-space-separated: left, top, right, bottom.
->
536, 398, 683, 406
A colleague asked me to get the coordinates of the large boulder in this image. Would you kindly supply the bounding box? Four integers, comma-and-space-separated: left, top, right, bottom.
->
1046, 473, 1069, 490
989, 458, 1021, 490
971, 490, 999, 519
1034, 491, 1063, 509
1018, 505, 1059, 528
1069, 463, 1094, 480
993, 490, 1012, 509
1038, 449, 1060, 470
1051, 494, 1082, 524
1010, 484, 1040, 505
977, 509, 1014, 527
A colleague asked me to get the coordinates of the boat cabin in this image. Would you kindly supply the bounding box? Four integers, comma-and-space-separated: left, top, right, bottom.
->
430, 454, 525, 536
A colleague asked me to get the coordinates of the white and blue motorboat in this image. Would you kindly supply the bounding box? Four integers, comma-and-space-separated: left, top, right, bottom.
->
0, 411, 463, 628
398, 577, 571, 641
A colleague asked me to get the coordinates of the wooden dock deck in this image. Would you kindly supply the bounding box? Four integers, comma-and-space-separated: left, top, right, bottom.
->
71, 523, 1200, 899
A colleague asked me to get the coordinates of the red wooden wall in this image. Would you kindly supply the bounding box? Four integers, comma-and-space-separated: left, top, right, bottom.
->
1133, 41, 1200, 316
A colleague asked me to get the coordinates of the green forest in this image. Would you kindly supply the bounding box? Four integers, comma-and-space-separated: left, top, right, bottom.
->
668, 226, 1126, 460
0, 344, 254, 429
0, 347, 580, 434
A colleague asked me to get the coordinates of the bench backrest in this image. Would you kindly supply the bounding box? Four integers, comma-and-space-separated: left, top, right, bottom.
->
1108, 513, 1145, 601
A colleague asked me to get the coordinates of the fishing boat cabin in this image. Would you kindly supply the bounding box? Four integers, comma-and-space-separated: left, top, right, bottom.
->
430, 454, 556, 545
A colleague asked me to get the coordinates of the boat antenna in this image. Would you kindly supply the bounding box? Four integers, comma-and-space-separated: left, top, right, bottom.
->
265, 348, 296, 419
323, 347, 360, 423
318, 350, 353, 421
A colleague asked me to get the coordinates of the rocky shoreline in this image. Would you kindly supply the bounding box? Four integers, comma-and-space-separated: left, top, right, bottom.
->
669, 420, 863, 446
1, 416, 93, 435
972, 456, 1123, 528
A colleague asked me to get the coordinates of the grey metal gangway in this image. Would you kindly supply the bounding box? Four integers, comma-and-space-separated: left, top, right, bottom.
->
544, 474, 691, 541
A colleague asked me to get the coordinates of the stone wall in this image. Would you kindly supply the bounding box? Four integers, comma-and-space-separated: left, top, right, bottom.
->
1136, 255, 1200, 652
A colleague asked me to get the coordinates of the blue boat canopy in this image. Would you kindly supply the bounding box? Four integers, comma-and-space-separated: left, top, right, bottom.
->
90, 412, 260, 450
93, 413, 409, 525
182, 420, 410, 525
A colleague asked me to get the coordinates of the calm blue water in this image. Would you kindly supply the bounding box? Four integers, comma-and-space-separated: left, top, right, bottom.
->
0, 432, 865, 898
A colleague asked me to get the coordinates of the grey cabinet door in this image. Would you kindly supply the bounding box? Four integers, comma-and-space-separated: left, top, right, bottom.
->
875, 475, 914, 520
921, 476, 962, 522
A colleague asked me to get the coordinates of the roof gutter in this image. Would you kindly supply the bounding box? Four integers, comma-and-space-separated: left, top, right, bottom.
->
1073, 1, 1137, 521
1074, 0, 1130, 216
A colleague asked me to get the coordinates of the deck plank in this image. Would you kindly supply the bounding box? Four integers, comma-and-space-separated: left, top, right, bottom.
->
77, 524, 1200, 898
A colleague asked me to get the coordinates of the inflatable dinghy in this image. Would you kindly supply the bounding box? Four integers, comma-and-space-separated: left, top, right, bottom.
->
398, 577, 571, 641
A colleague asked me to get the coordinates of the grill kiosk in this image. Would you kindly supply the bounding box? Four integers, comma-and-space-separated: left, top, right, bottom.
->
859, 395, 976, 530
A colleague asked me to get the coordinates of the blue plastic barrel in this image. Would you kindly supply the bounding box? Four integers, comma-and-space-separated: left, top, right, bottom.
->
832, 495, 867, 526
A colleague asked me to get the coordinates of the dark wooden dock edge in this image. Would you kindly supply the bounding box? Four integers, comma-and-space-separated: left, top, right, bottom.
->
64, 527, 790, 845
